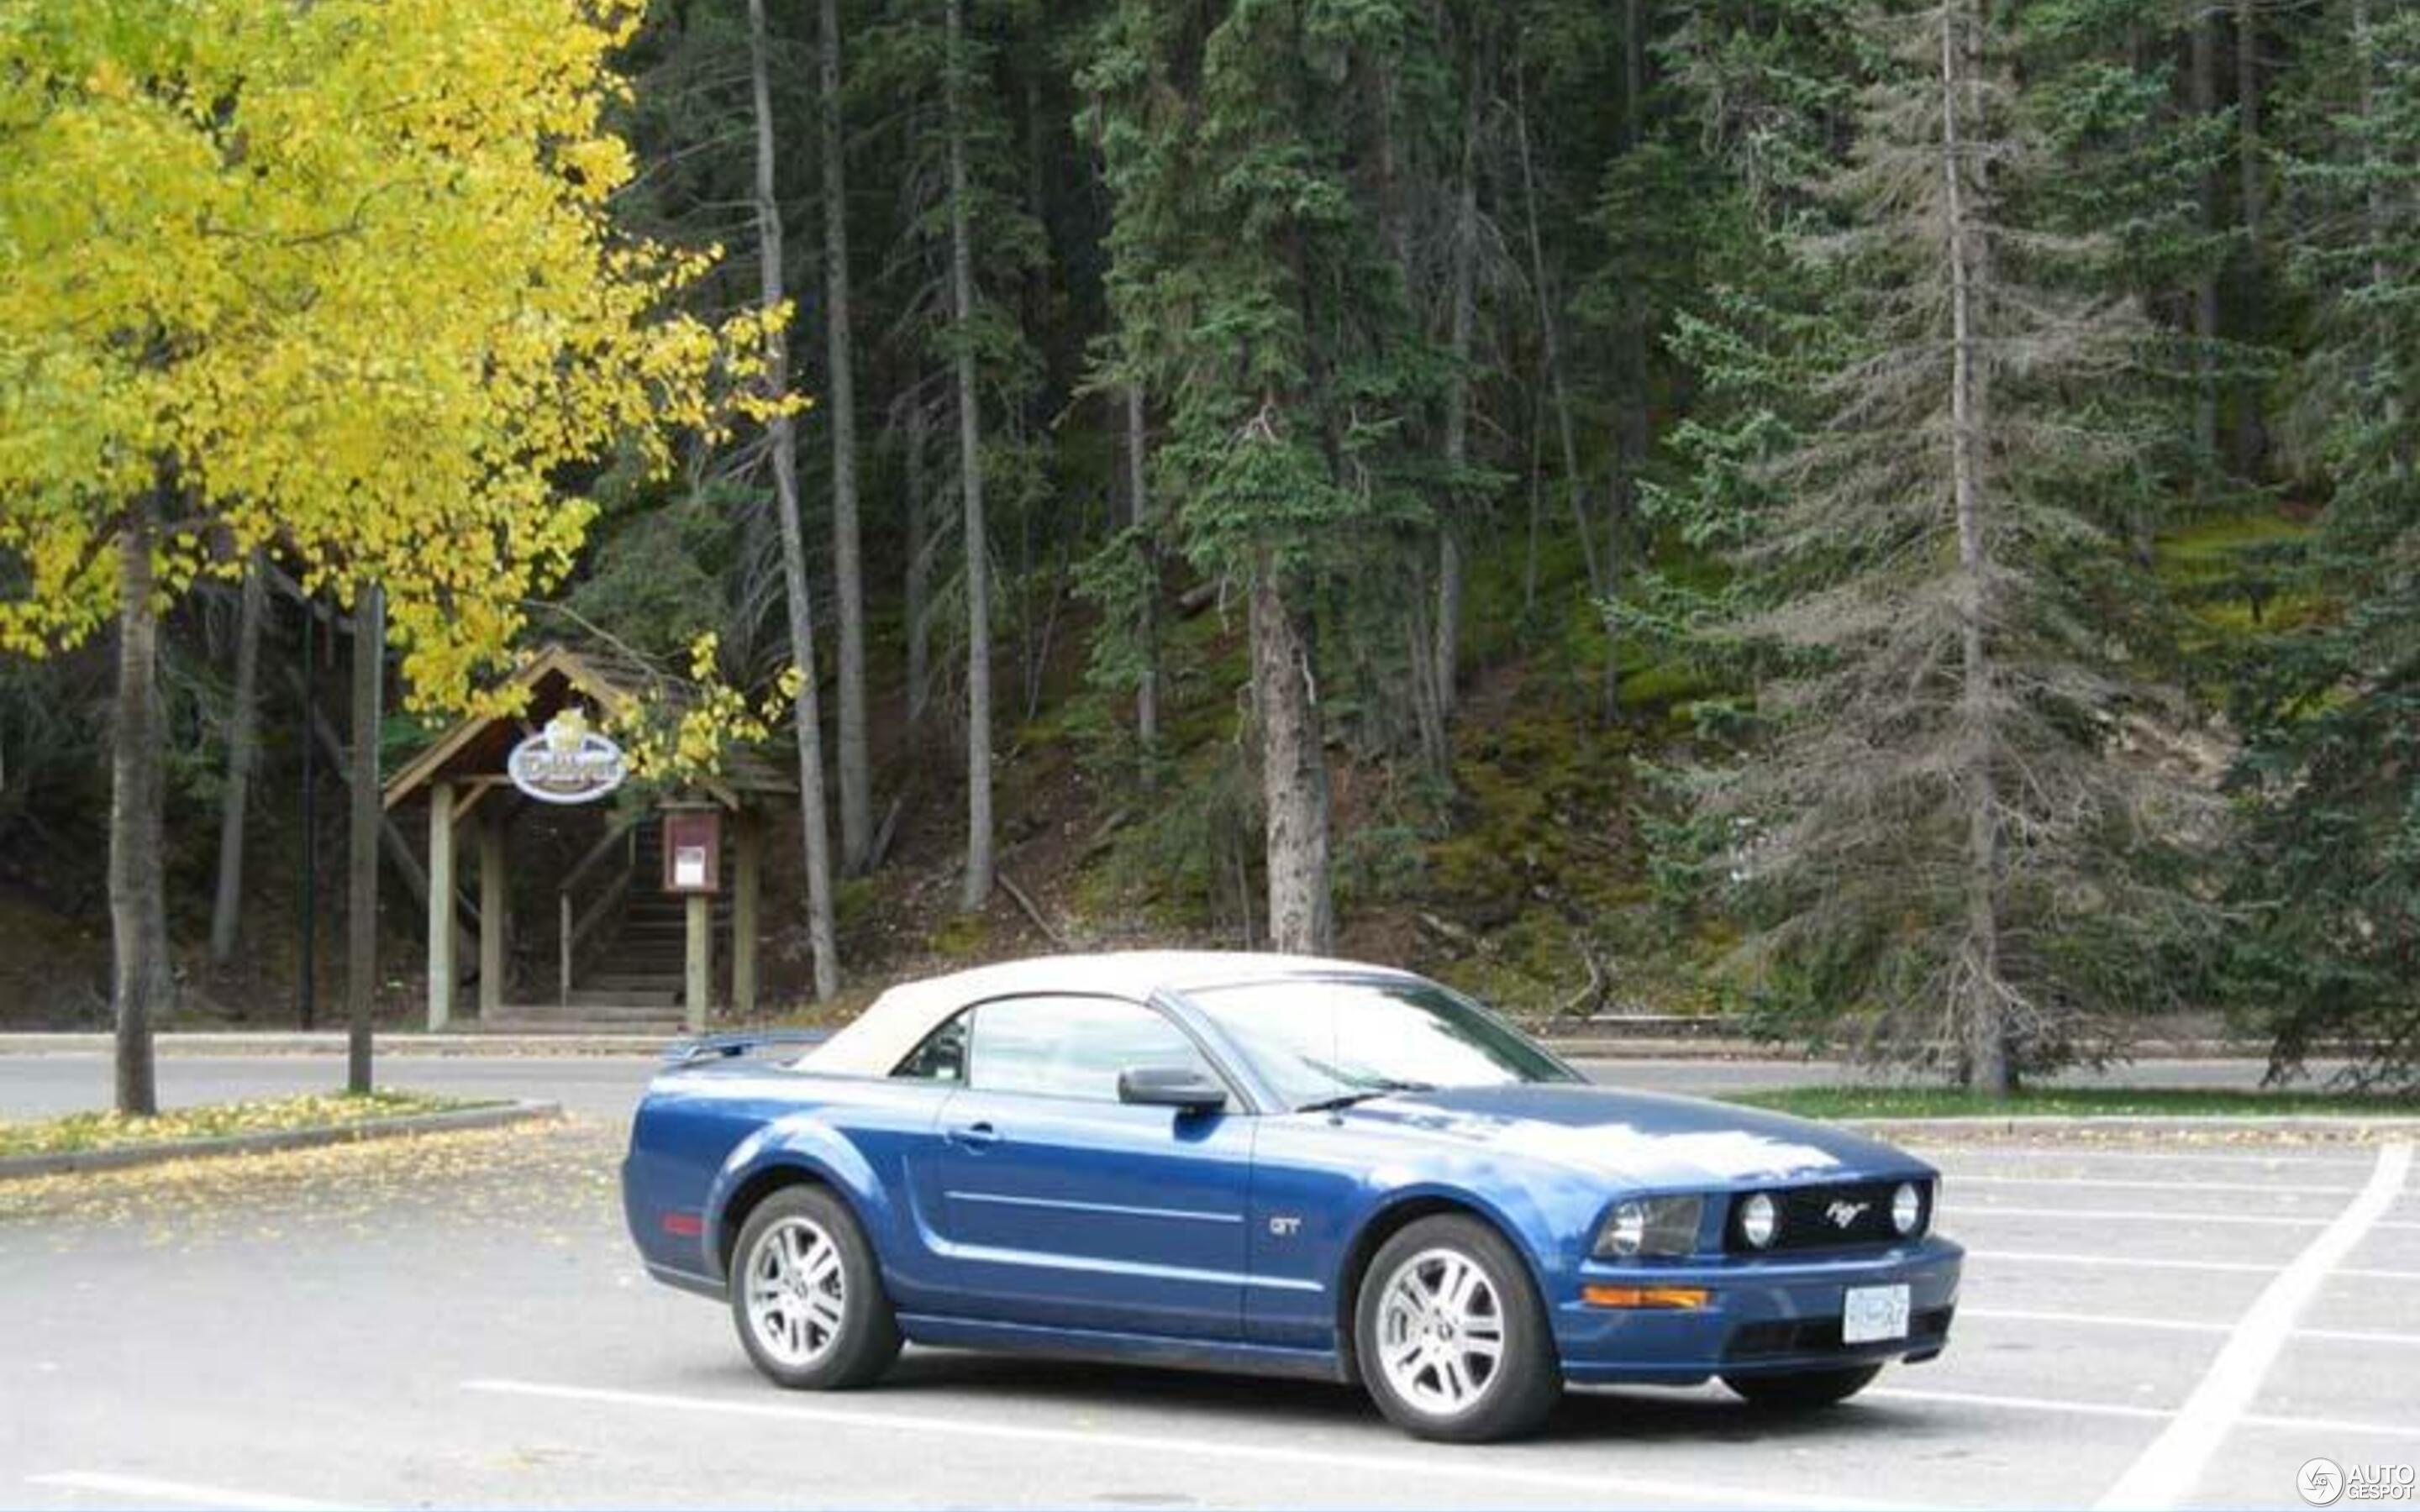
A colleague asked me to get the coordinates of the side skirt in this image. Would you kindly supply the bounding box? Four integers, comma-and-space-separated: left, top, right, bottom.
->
896, 1312, 1351, 1384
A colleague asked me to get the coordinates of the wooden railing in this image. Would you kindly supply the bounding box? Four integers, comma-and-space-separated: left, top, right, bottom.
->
557, 816, 638, 1005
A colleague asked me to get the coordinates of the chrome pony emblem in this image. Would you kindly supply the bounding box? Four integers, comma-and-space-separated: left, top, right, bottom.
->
1825, 1200, 1870, 1229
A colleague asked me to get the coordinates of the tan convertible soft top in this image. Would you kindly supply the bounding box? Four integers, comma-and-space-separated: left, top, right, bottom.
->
802, 950, 1418, 1077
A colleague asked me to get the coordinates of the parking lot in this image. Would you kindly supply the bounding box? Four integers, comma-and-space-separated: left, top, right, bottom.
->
2, 1076, 2413, 1509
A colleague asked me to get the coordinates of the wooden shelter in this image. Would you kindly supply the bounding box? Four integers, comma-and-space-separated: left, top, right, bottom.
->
380, 644, 793, 1033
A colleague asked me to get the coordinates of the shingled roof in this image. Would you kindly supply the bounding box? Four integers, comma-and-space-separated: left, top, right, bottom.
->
379, 642, 795, 809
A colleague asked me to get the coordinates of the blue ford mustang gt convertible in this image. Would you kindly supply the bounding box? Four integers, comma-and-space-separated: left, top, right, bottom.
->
622, 952, 1961, 1441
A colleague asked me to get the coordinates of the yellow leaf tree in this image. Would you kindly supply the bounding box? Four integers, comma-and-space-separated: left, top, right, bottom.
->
0, 0, 779, 1112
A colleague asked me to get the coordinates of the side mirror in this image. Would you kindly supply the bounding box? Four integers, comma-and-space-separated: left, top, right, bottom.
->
1118, 1064, 1228, 1113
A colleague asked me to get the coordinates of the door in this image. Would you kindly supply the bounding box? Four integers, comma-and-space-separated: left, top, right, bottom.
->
918, 994, 1255, 1341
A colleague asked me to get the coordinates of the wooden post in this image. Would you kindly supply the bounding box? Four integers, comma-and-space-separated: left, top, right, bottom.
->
732, 811, 760, 1017
427, 781, 455, 1031
479, 813, 506, 1019
685, 890, 713, 1033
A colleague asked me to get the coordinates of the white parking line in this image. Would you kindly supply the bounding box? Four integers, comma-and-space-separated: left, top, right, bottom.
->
1950, 1204, 2420, 1230
1926, 1148, 2377, 1170
1945, 1174, 2364, 1196
25, 1473, 365, 1511
463, 1378, 1923, 1512
2091, 1141, 2413, 1511
1965, 1248, 2420, 1283
1960, 1305, 2420, 1348
1965, 1248, 2279, 1274
1868, 1387, 2420, 1442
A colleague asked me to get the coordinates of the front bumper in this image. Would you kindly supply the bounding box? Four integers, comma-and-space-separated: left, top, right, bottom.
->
1552, 1235, 1963, 1386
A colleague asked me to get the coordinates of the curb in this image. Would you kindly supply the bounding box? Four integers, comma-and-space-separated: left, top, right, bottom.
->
1542, 1037, 2295, 1061
0, 1032, 671, 1058
1842, 1114, 2420, 1140
0, 1098, 565, 1181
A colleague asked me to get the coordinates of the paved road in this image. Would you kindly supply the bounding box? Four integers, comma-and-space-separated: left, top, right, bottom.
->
0, 1051, 2342, 1124
2, 1097, 2414, 1507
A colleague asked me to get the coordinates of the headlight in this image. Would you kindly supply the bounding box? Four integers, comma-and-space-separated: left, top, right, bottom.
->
1593, 1194, 1703, 1258
1893, 1180, 1924, 1236
1738, 1192, 1779, 1249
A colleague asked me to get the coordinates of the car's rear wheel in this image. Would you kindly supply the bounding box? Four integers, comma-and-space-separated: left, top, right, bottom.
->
729, 1185, 901, 1390
1723, 1363, 1883, 1410
1354, 1215, 1560, 1442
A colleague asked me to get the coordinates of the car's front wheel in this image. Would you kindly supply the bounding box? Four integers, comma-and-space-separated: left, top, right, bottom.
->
1354, 1215, 1561, 1442
729, 1185, 901, 1390
1723, 1363, 1883, 1410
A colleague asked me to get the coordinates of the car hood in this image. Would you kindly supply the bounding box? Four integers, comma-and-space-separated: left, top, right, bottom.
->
1329, 1082, 1927, 1189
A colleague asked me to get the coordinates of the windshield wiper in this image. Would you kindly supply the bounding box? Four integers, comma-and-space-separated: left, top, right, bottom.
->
1296, 1079, 1437, 1114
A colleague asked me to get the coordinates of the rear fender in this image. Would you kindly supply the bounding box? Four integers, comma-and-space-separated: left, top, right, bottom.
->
704, 1115, 900, 1283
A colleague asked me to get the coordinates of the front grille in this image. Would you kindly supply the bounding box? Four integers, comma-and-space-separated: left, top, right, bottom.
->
1725, 1305, 1954, 1361
1724, 1179, 1929, 1254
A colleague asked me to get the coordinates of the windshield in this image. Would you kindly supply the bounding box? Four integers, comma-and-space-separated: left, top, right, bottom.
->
1181, 977, 1579, 1111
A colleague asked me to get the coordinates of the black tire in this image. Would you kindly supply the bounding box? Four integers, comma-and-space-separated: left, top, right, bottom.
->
1723, 1363, 1883, 1410
1353, 1214, 1561, 1443
728, 1184, 902, 1390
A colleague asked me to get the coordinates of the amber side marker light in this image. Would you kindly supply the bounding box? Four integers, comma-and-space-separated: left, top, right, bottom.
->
1581, 1285, 1712, 1310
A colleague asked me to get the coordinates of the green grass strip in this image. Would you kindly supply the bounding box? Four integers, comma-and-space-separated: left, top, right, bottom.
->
0, 1089, 485, 1158
1728, 1085, 2418, 1119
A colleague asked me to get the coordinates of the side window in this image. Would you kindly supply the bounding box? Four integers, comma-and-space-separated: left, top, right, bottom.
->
892, 1012, 969, 1083
967, 996, 1215, 1103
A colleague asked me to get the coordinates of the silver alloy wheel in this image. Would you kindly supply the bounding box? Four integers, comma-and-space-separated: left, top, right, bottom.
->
743, 1215, 847, 1368
1374, 1246, 1507, 1417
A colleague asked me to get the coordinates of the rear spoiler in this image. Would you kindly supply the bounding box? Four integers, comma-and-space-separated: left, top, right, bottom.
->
660, 1029, 830, 1068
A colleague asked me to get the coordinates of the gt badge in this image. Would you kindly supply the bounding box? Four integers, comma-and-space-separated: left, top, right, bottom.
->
1268, 1215, 1302, 1237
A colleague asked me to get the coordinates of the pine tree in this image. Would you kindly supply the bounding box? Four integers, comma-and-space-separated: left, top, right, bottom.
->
1087, 0, 1434, 953
2228, 0, 2420, 1090
1690, 0, 2209, 1091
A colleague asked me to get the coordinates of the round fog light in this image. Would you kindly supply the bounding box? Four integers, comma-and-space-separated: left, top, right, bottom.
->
1893, 1180, 1923, 1236
1607, 1200, 1648, 1257
1739, 1192, 1779, 1249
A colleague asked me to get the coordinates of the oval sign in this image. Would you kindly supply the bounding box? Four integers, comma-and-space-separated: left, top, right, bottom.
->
508, 715, 628, 805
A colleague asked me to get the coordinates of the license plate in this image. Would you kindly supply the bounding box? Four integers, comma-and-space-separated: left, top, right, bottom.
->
1843, 1284, 1911, 1344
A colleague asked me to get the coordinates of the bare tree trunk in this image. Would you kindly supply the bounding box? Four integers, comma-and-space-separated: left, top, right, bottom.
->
1607, 0, 1655, 722
2234, 0, 2265, 474
2190, 8, 2223, 486
750, 0, 840, 1000
1942, 1, 2010, 1098
1250, 551, 1333, 955
345, 584, 382, 1095
109, 491, 169, 1116
2353, 0, 2407, 477
208, 554, 266, 967
2236, 0, 2262, 242
1512, 63, 1601, 596
819, 0, 871, 878
947, 0, 994, 913
1434, 46, 1479, 729
904, 386, 932, 728
1127, 382, 1158, 751
1523, 375, 1544, 613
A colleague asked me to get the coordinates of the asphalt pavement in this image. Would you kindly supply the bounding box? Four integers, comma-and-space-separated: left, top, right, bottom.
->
1, 1059, 2414, 1509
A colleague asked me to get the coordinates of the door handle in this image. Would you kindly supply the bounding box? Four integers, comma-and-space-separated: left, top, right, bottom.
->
946, 1121, 1000, 1149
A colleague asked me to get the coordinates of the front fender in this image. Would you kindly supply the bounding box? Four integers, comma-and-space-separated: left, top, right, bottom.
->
704, 1114, 903, 1284
1339, 1168, 1583, 1314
